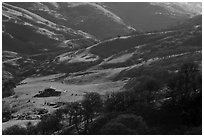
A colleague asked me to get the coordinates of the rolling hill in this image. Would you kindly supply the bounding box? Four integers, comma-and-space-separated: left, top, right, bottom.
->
5, 2, 135, 40
2, 2, 98, 54
2, 3, 202, 133
103, 2, 201, 31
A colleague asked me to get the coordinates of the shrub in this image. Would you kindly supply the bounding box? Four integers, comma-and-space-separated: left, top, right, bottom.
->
2, 101, 12, 122
88, 112, 120, 134
128, 76, 161, 92
36, 113, 62, 134
3, 125, 27, 135
100, 122, 137, 135
2, 80, 15, 98
113, 114, 148, 133
82, 92, 103, 115
104, 92, 127, 112
159, 62, 202, 127
99, 114, 148, 135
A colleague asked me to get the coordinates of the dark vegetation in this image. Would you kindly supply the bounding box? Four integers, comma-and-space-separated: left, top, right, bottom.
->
2, 3, 202, 135
2, 101, 13, 122
2, 80, 15, 98
3, 62, 202, 135
91, 62, 202, 135
34, 88, 61, 98
3, 92, 103, 135
115, 52, 201, 81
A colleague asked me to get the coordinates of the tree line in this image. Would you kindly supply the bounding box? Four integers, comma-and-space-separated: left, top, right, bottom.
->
3, 62, 202, 135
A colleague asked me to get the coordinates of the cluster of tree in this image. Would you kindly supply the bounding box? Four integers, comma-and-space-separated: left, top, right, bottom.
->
89, 113, 148, 135
162, 63, 202, 127
3, 62, 202, 135
2, 101, 13, 122
88, 62, 202, 134
3, 92, 103, 135
2, 80, 15, 98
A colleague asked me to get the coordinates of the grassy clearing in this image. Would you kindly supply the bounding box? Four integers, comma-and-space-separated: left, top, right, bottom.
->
3, 68, 126, 130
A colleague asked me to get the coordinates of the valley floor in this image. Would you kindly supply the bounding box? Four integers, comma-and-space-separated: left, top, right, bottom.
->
2, 68, 127, 129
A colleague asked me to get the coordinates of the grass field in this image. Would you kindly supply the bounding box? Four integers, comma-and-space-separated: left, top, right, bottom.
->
3, 68, 126, 130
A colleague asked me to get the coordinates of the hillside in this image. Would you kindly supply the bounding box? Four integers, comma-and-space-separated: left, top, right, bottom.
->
2, 2, 98, 54
3, 2, 201, 54
45, 14, 202, 77
103, 2, 201, 31
5, 2, 135, 40
2, 2, 202, 135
